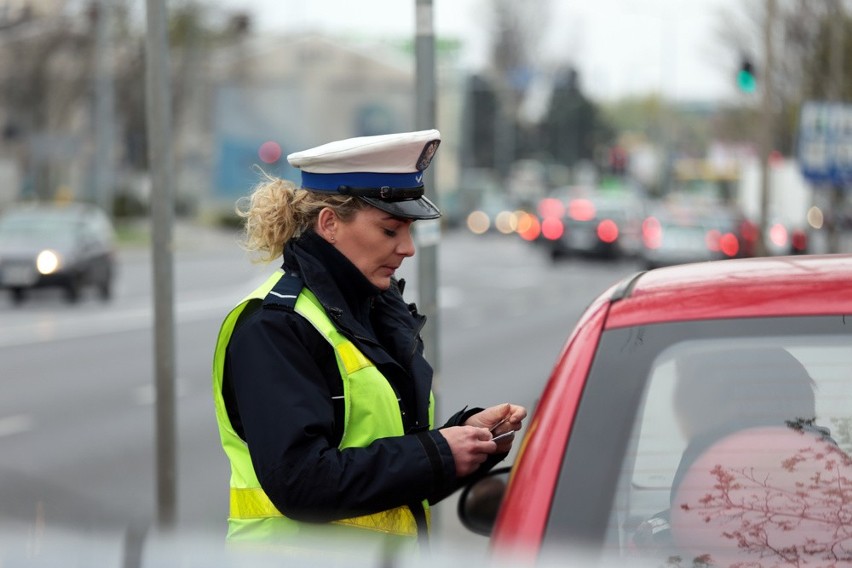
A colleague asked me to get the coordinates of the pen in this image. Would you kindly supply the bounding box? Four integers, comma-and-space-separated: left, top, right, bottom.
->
489, 418, 507, 434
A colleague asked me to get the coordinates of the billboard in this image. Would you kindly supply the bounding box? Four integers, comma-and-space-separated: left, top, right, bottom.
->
797, 101, 852, 187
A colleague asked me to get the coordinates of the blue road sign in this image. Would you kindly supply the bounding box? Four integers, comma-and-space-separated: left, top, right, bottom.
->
798, 101, 852, 187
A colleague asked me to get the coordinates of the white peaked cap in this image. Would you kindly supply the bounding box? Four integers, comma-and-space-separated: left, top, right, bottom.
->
286, 130, 442, 220
287, 129, 441, 174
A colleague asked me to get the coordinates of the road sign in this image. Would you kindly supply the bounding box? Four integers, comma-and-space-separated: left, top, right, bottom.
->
797, 101, 852, 187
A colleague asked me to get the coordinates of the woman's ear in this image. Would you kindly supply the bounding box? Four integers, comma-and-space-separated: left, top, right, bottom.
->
316, 207, 338, 244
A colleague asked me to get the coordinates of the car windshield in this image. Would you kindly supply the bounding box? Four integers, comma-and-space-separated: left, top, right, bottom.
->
0, 215, 81, 240
544, 315, 852, 565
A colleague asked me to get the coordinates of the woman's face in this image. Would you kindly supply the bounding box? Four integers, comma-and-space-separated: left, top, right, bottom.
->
332, 206, 416, 290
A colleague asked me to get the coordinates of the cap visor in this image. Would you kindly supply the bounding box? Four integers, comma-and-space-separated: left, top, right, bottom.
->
359, 196, 441, 220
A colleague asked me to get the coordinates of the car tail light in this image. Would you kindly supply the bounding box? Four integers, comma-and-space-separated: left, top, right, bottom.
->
769, 223, 788, 248
791, 229, 808, 252
540, 217, 564, 241
642, 217, 662, 249
739, 219, 759, 243
537, 198, 564, 219
719, 232, 739, 257
568, 198, 595, 221
706, 229, 722, 252
597, 219, 618, 243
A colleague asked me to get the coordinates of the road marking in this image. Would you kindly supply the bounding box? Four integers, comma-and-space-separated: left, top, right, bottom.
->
132, 379, 187, 406
0, 284, 253, 348
0, 414, 34, 437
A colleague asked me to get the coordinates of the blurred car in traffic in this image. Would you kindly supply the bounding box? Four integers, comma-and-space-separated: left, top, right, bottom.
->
764, 219, 809, 256
638, 199, 755, 269
458, 254, 852, 566
538, 186, 646, 261
465, 191, 522, 236
0, 202, 116, 304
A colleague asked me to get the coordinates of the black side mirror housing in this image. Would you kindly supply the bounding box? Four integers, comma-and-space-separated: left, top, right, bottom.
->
457, 466, 512, 536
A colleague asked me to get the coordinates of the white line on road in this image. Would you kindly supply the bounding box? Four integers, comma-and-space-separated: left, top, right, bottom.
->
0, 284, 253, 348
0, 414, 34, 437
131, 379, 188, 406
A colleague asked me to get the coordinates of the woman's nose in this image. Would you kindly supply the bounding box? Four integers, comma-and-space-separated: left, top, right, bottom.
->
398, 227, 416, 257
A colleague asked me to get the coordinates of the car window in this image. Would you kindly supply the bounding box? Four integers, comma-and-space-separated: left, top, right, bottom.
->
543, 316, 852, 566
619, 334, 852, 564
0, 215, 80, 239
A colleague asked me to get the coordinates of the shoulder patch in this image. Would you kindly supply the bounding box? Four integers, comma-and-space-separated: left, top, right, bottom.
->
263, 271, 303, 310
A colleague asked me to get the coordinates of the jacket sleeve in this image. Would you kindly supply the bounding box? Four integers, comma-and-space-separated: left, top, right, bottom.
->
226, 307, 457, 522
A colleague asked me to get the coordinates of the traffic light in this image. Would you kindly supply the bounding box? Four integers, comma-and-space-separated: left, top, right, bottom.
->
737, 58, 757, 93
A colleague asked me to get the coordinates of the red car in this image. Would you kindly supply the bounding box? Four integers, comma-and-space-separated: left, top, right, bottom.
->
459, 254, 852, 566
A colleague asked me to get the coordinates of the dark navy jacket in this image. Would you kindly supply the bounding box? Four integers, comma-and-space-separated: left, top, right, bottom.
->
222, 231, 499, 529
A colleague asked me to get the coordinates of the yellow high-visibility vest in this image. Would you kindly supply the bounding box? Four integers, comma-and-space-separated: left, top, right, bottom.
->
212, 270, 435, 545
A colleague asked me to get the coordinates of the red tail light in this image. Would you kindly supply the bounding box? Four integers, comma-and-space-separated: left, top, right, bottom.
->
739, 220, 759, 243
642, 217, 662, 249
719, 232, 740, 257
791, 229, 808, 252
541, 217, 564, 241
568, 199, 596, 221
597, 219, 619, 243
769, 223, 788, 248
537, 198, 564, 219
706, 229, 722, 252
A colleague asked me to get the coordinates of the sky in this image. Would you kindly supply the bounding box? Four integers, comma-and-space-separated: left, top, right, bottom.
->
211, 0, 745, 103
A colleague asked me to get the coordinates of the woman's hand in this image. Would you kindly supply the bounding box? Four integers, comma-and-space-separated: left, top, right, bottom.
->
464, 403, 527, 453
439, 426, 498, 477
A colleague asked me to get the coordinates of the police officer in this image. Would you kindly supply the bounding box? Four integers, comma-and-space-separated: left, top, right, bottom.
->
212, 129, 526, 551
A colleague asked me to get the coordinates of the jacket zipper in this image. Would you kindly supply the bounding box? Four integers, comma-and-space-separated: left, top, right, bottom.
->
326, 304, 416, 427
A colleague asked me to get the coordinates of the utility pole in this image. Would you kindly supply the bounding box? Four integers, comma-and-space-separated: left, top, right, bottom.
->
145, 0, 177, 529
415, 0, 440, 380
757, 0, 775, 257
93, 0, 115, 214
828, 0, 846, 253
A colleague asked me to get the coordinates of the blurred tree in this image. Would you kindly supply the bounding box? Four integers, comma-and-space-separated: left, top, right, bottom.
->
714, 0, 852, 155
461, 73, 500, 170
117, 0, 252, 172
537, 68, 614, 166
0, 10, 96, 200
463, 0, 614, 181
0, 0, 250, 208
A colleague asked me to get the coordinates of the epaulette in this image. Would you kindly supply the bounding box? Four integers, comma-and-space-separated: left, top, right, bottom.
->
262, 271, 304, 311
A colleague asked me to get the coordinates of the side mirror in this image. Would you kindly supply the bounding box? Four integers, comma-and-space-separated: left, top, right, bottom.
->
457, 466, 511, 536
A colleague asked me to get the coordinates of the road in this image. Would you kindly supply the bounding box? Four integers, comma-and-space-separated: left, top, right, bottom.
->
0, 225, 641, 560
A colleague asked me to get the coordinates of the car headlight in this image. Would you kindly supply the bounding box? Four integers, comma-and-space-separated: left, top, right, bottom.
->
36, 249, 61, 275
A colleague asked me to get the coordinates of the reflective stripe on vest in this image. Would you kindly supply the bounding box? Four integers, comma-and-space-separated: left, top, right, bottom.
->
212, 270, 432, 540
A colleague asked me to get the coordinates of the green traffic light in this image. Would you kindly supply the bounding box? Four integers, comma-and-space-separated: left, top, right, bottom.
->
737, 60, 757, 93
737, 70, 756, 93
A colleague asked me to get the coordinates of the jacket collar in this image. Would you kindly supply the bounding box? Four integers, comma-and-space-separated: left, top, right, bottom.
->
283, 230, 433, 431
284, 231, 379, 340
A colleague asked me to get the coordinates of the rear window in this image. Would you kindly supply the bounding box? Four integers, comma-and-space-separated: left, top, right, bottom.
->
543, 315, 852, 566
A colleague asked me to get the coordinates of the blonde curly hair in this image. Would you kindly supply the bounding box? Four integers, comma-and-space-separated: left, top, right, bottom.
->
235, 172, 365, 263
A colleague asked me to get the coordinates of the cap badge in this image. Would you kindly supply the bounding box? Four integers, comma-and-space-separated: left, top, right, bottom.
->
416, 140, 440, 171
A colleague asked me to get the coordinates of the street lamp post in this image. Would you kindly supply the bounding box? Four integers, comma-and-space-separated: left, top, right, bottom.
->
144, 0, 177, 530
757, 0, 775, 257
414, 0, 440, 381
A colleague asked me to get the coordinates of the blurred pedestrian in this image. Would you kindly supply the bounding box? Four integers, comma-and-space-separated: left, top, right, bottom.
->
211, 129, 526, 553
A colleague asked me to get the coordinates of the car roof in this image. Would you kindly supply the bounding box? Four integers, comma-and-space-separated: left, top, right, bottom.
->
605, 254, 852, 329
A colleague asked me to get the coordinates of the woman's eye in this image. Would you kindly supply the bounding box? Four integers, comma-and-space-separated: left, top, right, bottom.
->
383, 228, 397, 237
